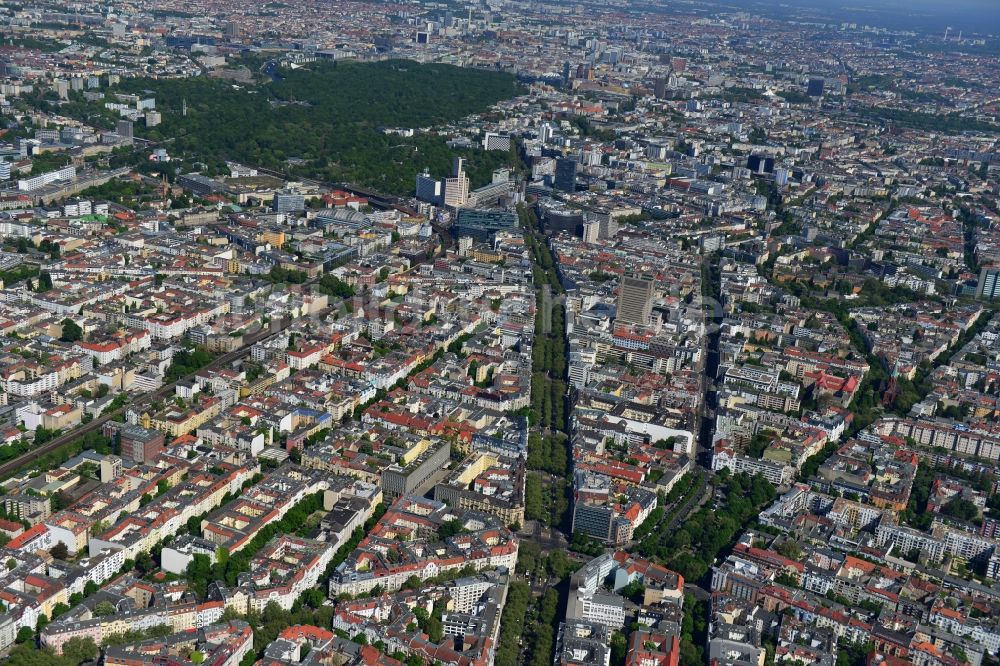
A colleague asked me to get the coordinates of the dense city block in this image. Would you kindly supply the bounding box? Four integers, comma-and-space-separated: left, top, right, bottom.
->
0, 0, 996, 665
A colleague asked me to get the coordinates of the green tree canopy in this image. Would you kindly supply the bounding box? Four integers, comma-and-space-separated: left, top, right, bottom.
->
59, 319, 82, 343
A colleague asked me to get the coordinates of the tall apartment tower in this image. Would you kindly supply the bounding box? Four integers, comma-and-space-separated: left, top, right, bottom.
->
444, 156, 469, 209
117, 120, 133, 140
539, 122, 554, 143
616, 274, 655, 326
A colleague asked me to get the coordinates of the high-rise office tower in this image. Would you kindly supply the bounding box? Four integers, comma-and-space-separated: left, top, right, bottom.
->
654, 78, 668, 99
616, 275, 655, 326
976, 267, 1000, 299
747, 154, 775, 174
554, 157, 578, 192
582, 220, 601, 243
807, 78, 825, 97
444, 157, 469, 209
416, 170, 443, 205
272, 191, 306, 213
117, 120, 133, 140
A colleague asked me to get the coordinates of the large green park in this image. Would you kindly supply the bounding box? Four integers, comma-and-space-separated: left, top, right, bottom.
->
59, 59, 523, 194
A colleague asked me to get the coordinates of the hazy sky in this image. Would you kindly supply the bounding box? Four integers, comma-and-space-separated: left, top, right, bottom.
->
737, 0, 1000, 35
